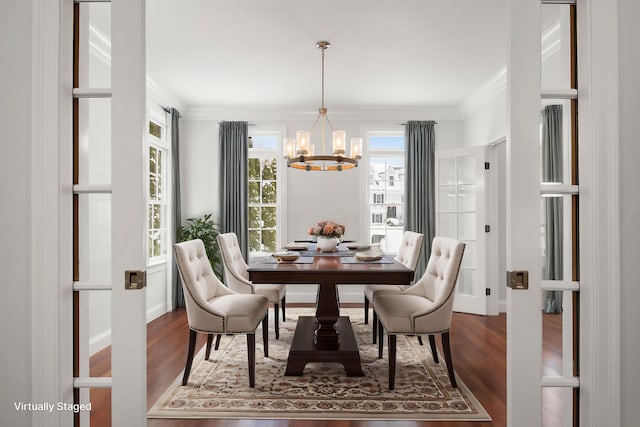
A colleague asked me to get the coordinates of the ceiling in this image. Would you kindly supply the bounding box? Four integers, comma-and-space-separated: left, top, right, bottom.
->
145, 0, 507, 111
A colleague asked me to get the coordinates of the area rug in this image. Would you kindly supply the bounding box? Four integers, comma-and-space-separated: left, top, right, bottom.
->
148, 308, 491, 421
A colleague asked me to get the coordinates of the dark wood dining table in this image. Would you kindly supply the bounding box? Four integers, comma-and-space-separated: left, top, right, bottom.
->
247, 251, 414, 376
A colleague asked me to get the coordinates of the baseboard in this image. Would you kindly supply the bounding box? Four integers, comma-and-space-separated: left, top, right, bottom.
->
89, 303, 168, 356
499, 300, 507, 313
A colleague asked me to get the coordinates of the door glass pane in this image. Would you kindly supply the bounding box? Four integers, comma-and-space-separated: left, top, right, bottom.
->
457, 155, 475, 184
80, 3, 112, 88
457, 268, 475, 296
461, 241, 476, 269
439, 185, 457, 212
438, 213, 456, 239
439, 157, 456, 185
458, 184, 476, 212
458, 213, 476, 241
540, 99, 572, 185
77, 99, 111, 185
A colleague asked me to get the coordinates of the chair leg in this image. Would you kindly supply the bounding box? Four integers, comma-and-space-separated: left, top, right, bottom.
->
417, 335, 424, 346
214, 334, 222, 350
247, 334, 256, 388
372, 310, 378, 344
428, 334, 439, 363
378, 319, 384, 359
388, 334, 397, 390
364, 296, 369, 324
182, 329, 197, 386
442, 331, 457, 388
274, 303, 280, 340
205, 334, 214, 360
281, 295, 286, 322
262, 314, 269, 358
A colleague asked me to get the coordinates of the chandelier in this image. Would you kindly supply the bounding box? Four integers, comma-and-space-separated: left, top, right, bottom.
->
284, 41, 362, 171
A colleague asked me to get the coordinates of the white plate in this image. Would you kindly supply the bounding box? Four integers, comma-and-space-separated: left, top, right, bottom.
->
354, 252, 382, 261
284, 242, 310, 251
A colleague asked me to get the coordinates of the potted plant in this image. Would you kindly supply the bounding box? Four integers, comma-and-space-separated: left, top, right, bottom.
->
179, 213, 223, 281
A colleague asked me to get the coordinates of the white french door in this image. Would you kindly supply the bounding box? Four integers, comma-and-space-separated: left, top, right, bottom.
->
435, 146, 489, 315
72, 1, 147, 426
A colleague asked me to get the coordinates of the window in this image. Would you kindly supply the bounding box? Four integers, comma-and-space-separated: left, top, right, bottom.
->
148, 118, 168, 263
367, 133, 405, 254
248, 133, 282, 258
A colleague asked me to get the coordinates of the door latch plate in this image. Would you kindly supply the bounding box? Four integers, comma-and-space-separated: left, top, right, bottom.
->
506, 270, 529, 290
125, 270, 146, 290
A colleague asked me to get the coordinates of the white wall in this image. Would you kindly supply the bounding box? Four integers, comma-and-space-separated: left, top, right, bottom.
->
0, 2, 33, 425
618, 0, 640, 424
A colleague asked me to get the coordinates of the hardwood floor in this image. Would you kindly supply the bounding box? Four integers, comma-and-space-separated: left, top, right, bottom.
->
89, 305, 563, 427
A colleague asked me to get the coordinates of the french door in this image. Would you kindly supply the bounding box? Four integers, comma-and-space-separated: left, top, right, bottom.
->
72, 1, 147, 426
507, 1, 580, 426
435, 146, 489, 315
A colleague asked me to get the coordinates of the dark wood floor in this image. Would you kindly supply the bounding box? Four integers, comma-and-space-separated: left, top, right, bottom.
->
89, 304, 562, 427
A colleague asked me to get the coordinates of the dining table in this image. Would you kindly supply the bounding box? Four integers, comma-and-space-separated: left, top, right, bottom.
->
247, 245, 414, 376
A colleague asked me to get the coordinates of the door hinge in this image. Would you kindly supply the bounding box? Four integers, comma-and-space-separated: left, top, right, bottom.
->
484, 162, 490, 170
485, 288, 491, 296
485, 224, 491, 232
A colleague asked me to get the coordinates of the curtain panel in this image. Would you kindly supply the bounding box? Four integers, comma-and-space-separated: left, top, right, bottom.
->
219, 121, 249, 260
542, 105, 563, 314
170, 108, 184, 309
404, 120, 436, 279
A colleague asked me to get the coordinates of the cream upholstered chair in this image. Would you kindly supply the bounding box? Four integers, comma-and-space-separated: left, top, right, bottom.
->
375, 236, 465, 389
174, 239, 269, 388
217, 232, 286, 339
363, 231, 424, 342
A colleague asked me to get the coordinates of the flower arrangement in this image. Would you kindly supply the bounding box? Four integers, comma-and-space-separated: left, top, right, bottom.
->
308, 220, 346, 238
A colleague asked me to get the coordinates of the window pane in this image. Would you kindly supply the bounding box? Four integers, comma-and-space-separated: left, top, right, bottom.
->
149, 121, 162, 139
249, 207, 261, 228
439, 213, 457, 239
262, 181, 277, 204
261, 230, 276, 252
458, 213, 476, 241
248, 158, 260, 180
149, 175, 157, 200
249, 230, 261, 252
369, 135, 404, 151
261, 158, 277, 180
251, 135, 278, 150
439, 157, 456, 185
248, 182, 260, 203
262, 207, 276, 228
149, 146, 157, 173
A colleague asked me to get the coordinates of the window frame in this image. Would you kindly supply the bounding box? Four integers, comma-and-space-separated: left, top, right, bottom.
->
146, 107, 170, 266
247, 126, 286, 259
363, 129, 405, 255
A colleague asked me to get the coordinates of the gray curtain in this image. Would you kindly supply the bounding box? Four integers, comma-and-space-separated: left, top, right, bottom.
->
542, 105, 563, 314
404, 121, 436, 279
170, 108, 184, 310
219, 121, 249, 259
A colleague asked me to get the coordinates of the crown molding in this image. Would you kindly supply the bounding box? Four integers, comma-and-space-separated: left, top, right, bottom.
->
182, 105, 463, 121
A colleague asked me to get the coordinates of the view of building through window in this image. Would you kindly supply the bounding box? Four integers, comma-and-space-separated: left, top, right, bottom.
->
248, 134, 280, 257
368, 134, 405, 254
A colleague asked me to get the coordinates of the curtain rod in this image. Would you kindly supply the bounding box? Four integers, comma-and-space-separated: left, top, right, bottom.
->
398, 121, 439, 125
217, 122, 256, 126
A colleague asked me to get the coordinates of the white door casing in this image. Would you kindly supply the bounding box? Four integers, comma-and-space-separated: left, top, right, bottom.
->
435, 146, 490, 315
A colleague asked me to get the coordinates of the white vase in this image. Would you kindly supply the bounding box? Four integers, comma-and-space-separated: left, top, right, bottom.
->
316, 235, 339, 252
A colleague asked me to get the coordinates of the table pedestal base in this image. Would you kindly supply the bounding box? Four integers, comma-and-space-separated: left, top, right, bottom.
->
284, 316, 364, 377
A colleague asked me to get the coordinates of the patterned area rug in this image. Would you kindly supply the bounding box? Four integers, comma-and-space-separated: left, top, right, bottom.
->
148, 308, 491, 421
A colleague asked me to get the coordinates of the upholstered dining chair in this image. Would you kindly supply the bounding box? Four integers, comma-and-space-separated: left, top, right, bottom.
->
363, 230, 424, 343
374, 236, 465, 390
174, 239, 269, 388
217, 232, 286, 339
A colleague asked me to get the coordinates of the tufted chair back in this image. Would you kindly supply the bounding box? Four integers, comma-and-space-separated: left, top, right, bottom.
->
394, 231, 425, 270
174, 239, 233, 331
217, 232, 255, 294
403, 236, 465, 333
